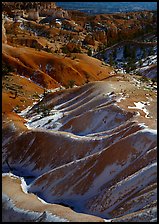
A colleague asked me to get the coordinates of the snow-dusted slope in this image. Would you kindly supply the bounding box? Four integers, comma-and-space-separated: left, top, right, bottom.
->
28, 128, 156, 217
2, 79, 157, 222
2, 174, 103, 222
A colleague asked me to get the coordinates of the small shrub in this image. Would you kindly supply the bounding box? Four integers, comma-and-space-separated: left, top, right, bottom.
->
123, 45, 131, 59
73, 47, 81, 53
85, 72, 90, 83
36, 104, 51, 117
72, 55, 76, 60
109, 54, 115, 66
2, 62, 15, 77
61, 46, 69, 54
13, 105, 20, 113
47, 119, 52, 124
139, 76, 149, 82
43, 46, 52, 53
139, 59, 143, 67
87, 48, 92, 56
66, 80, 75, 88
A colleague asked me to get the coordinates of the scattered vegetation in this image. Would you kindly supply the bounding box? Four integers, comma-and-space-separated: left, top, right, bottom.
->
72, 47, 81, 53
149, 47, 155, 55
47, 119, 52, 124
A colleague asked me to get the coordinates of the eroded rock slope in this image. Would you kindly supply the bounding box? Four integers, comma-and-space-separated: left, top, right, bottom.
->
2, 77, 157, 222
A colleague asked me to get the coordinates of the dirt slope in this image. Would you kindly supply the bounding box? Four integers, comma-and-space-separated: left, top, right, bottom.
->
2, 44, 114, 88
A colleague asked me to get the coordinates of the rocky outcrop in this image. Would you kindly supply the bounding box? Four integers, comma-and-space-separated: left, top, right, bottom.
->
93, 30, 107, 44
2, 2, 56, 11
106, 25, 118, 44
14, 10, 24, 17
84, 34, 95, 46
2, 2, 69, 20
73, 11, 157, 47
2, 20, 7, 44
39, 8, 69, 19
65, 42, 81, 53
28, 9, 39, 21
10, 38, 44, 50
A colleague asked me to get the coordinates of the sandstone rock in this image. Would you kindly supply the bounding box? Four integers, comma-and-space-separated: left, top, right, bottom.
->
14, 10, 24, 17
93, 30, 107, 44
2, 20, 7, 44
84, 34, 95, 46
28, 9, 39, 21
39, 7, 69, 19
66, 42, 81, 53
106, 25, 118, 43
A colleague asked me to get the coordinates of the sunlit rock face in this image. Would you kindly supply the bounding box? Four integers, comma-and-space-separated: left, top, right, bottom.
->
84, 34, 96, 46
93, 30, 107, 44
2, 2, 69, 20
39, 8, 69, 18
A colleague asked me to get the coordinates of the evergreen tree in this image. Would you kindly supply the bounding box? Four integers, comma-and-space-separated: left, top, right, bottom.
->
87, 48, 92, 56
112, 48, 117, 60
67, 80, 75, 88
125, 58, 136, 73
123, 45, 131, 59
2, 63, 15, 77
109, 54, 114, 66
149, 47, 154, 55
131, 48, 136, 61
142, 48, 147, 58
139, 59, 143, 67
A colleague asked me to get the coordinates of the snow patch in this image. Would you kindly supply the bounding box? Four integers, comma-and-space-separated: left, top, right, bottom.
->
128, 102, 150, 118
104, 218, 112, 222
18, 105, 32, 117
20, 177, 28, 194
